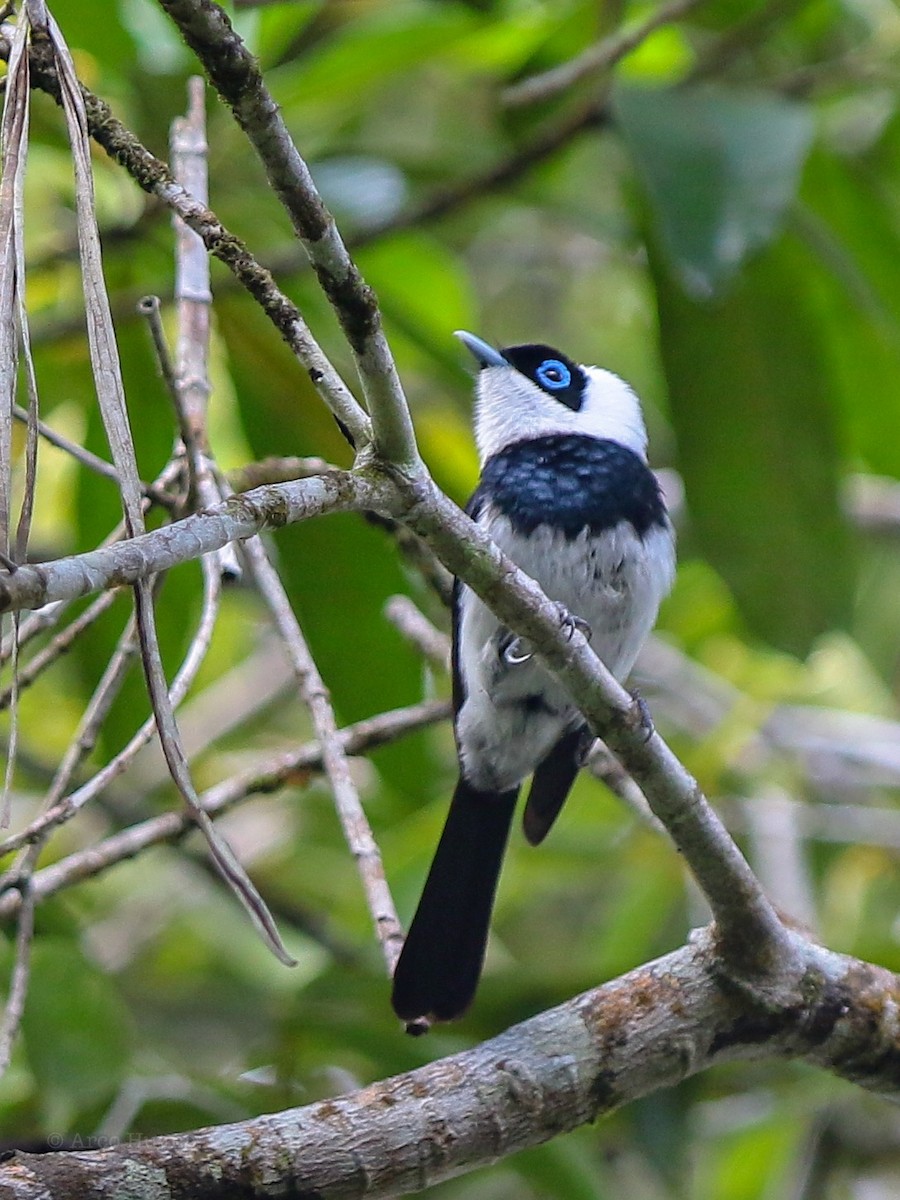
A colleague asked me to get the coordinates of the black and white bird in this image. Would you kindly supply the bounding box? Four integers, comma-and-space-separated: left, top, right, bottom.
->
391, 331, 676, 1030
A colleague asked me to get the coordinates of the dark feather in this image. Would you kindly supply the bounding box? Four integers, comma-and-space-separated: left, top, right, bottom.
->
391, 778, 518, 1024
472, 433, 667, 541
522, 724, 590, 846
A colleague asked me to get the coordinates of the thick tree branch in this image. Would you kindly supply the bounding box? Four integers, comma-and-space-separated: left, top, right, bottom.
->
2, 926, 898, 1198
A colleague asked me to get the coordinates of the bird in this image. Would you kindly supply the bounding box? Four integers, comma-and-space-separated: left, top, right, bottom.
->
390, 331, 676, 1032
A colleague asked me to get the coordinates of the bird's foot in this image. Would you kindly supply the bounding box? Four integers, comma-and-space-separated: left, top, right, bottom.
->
629, 689, 654, 743
498, 630, 533, 666
555, 603, 592, 643
575, 724, 597, 767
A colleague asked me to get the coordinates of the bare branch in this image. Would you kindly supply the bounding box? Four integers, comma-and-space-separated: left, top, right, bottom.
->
0, 880, 33, 1080
40, 609, 140, 806
0, 590, 118, 711
0, 468, 394, 613
0, 560, 220, 860
239, 535, 405, 974
11, 401, 175, 507
396, 479, 798, 982
502, 0, 708, 109
0, 10, 28, 558
0, 699, 449, 917
383, 595, 450, 670
0, 11, 32, 825
3, 36, 372, 452
156, 0, 419, 469
38, 18, 293, 966
2, 926, 898, 1197
169, 77, 241, 580
137, 293, 180, 408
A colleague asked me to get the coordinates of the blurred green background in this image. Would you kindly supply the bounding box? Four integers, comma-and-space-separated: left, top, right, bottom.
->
4, 0, 900, 1195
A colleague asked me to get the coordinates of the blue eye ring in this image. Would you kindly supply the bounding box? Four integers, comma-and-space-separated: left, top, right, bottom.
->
535, 359, 571, 390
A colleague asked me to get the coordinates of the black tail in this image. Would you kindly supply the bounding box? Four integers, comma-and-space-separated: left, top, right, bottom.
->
522, 724, 589, 846
391, 778, 518, 1025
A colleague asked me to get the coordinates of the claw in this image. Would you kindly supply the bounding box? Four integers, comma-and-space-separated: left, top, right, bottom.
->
556, 604, 592, 643
499, 631, 533, 666
630, 689, 654, 743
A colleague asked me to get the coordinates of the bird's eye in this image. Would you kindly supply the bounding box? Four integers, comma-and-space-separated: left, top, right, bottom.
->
536, 359, 571, 390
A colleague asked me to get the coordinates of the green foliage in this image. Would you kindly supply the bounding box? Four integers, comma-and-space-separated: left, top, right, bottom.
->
20, 940, 132, 1129
3, 0, 900, 1195
615, 83, 814, 297
653, 233, 855, 654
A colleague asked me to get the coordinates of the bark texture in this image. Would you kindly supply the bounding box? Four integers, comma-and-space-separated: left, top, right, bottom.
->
2, 927, 898, 1199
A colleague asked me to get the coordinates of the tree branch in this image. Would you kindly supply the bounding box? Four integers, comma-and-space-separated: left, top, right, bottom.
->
0, 469, 394, 613
394, 478, 799, 984
156, 0, 419, 469
0, 33, 372, 451
239, 535, 405, 975
501, 0, 707, 109
2, 926, 897, 1198
0, 699, 449, 918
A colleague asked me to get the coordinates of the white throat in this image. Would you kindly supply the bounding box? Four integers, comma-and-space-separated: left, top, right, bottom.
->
474, 364, 649, 465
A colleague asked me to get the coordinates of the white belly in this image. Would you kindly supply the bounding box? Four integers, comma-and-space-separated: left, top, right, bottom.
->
456, 510, 675, 792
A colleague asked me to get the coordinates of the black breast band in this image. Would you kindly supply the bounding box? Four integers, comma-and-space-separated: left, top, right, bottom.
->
470, 433, 667, 540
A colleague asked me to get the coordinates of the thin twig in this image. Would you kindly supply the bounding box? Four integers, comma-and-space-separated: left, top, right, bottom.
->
39, 16, 294, 964
11, 402, 175, 507
0, 458, 182, 694
502, 0, 708, 109
0, 13, 31, 828
0, 699, 449, 919
0, 11, 28, 561
170, 76, 241, 579
157, 0, 417, 468
238, 534, 405, 975
0, 879, 34, 1079
1, 37, 372, 452
383, 595, 449, 670
0, 556, 220, 860
137, 294, 179, 407
0, 599, 63, 665
123, 637, 294, 797
368, 514, 454, 606
40, 610, 141, 808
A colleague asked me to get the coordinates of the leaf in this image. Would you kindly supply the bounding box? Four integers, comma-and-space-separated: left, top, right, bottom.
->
650, 232, 856, 655
21, 939, 131, 1126
356, 231, 477, 372
796, 136, 900, 476
615, 82, 814, 296
272, 5, 478, 110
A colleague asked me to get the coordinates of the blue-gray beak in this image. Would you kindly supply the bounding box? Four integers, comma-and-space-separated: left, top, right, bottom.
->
454, 330, 507, 369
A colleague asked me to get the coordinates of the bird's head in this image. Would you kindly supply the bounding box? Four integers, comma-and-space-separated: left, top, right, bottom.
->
454, 330, 648, 465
